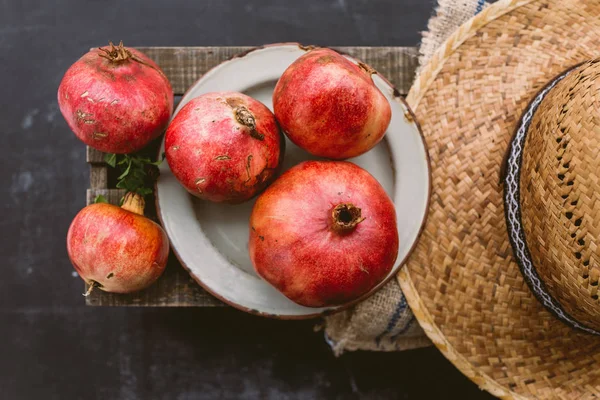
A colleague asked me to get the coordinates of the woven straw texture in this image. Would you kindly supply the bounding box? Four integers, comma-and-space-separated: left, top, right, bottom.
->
521, 59, 600, 332
398, 0, 600, 398
418, 0, 487, 71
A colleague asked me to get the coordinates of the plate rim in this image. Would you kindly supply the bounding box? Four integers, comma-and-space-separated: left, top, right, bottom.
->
154, 42, 432, 319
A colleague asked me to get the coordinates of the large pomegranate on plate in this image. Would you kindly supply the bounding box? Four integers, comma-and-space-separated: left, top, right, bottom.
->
249, 160, 399, 307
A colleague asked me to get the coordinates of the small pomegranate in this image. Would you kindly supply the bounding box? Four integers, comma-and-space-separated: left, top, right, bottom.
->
249, 161, 399, 307
67, 193, 169, 294
165, 91, 284, 203
58, 41, 173, 153
273, 48, 391, 159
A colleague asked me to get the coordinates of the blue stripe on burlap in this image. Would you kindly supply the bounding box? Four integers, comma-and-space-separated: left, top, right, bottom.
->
390, 317, 415, 341
475, 0, 485, 14
375, 295, 410, 345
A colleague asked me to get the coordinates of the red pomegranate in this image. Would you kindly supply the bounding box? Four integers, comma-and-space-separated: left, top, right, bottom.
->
273, 48, 391, 159
249, 161, 399, 307
58, 41, 173, 154
67, 193, 169, 294
165, 91, 284, 203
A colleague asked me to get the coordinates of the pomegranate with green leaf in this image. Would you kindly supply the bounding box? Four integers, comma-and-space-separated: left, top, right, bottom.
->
67, 193, 169, 294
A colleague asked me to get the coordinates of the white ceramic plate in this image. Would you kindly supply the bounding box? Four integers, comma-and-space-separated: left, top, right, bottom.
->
156, 44, 430, 318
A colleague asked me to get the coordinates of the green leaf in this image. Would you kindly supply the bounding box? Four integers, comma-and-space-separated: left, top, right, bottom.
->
104, 153, 117, 168
94, 194, 108, 204
117, 158, 133, 180
105, 152, 160, 198
136, 156, 151, 164
132, 169, 146, 179
137, 187, 153, 197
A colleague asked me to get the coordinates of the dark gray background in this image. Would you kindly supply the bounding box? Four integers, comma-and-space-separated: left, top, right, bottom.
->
1, 0, 493, 398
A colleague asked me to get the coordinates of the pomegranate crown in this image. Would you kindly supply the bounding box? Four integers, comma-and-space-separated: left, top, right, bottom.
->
98, 41, 133, 62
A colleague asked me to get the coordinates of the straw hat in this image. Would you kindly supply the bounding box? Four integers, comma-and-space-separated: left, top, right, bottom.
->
398, 0, 600, 398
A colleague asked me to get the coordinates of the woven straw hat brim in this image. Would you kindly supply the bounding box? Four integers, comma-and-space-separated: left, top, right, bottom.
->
398, 0, 600, 398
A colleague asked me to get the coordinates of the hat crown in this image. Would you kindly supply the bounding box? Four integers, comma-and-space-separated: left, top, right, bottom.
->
519, 59, 600, 331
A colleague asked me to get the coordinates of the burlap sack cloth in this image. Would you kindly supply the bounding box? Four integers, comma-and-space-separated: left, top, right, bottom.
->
324, 0, 490, 354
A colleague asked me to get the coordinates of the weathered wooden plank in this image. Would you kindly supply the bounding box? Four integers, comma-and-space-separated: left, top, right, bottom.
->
85, 252, 222, 307
335, 46, 418, 95
89, 165, 108, 190
86, 188, 124, 206
84, 46, 418, 307
86, 146, 105, 164
134, 46, 418, 96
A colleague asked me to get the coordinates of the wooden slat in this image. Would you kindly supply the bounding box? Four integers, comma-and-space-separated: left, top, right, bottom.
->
84, 46, 418, 307
135, 46, 418, 96
86, 188, 124, 206
334, 46, 418, 96
86, 146, 105, 164
86, 252, 222, 307
88, 166, 108, 190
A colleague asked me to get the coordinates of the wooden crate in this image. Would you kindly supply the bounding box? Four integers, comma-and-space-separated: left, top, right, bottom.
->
86, 46, 419, 306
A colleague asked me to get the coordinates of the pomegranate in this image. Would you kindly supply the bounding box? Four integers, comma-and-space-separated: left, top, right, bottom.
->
273, 48, 391, 159
249, 161, 399, 307
58, 41, 173, 154
67, 193, 169, 294
165, 91, 284, 203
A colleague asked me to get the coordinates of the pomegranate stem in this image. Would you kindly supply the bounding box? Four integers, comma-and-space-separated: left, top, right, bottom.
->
234, 106, 264, 141
97, 41, 160, 73
98, 41, 131, 62
121, 192, 145, 215
358, 62, 376, 75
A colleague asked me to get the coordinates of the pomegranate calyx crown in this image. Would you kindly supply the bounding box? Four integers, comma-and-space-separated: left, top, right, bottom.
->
331, 203, 365, 234
98, 41, 132, 63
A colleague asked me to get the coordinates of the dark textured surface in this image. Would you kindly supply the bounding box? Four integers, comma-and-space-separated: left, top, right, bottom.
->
1, 0, 492, 398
